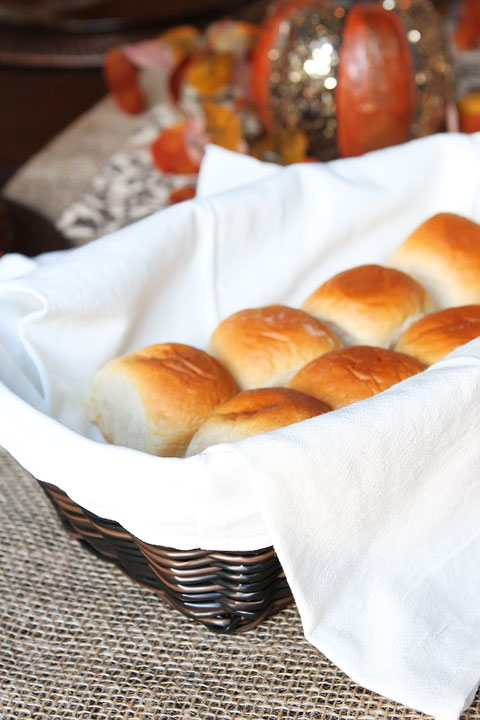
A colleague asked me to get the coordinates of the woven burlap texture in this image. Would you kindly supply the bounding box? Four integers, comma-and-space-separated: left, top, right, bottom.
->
0, 449, 478, 720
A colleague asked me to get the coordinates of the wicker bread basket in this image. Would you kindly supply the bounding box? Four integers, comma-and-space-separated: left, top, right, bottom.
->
4, 137, 480, 643
40, 481, 293, 633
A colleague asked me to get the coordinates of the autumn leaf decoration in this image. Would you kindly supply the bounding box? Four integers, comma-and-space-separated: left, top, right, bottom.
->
103, 18, 308, 204
151, 119, 208, 174
103, 48, 146, 115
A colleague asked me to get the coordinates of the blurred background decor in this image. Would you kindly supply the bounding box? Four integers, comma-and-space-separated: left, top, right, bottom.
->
0, 0, 251, 67
102, 0, 454, 164
252, 0, 452, 160
454, 0, 480, 51
2, 0, 480, 249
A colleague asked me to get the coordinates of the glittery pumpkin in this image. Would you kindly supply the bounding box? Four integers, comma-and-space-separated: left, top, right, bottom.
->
252, 0, 453, 159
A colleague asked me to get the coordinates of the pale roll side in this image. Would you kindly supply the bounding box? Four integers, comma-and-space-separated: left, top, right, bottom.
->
85, 343, 238, 457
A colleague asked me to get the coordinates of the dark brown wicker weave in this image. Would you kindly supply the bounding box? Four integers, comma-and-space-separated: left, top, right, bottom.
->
39, 481, 293, 633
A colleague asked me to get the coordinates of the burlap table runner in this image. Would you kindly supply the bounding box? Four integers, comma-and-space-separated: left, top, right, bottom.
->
3, 95, 147, 224
2, 94, 480, 719
1, 449, 479, 720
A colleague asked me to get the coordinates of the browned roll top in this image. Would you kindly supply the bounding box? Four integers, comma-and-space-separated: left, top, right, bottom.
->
389, 212, 480, 308
395, 305, 480, 365
289, 345, 426, 409
208, 304, 342, 389
186, 387, 331, 455
302, 264, 433, 347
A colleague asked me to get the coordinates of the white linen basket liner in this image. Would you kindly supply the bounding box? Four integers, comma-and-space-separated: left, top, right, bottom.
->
1, 134, 480, 552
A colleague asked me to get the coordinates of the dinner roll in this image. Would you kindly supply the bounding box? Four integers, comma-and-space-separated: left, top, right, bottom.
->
186, 387, 330, 456
208, 304, 342, 390
289, 346, 426, 409
85, 343, 238, 457
389, 213, 480, 308
395, 305, 480, 365
301, 264, 433, 347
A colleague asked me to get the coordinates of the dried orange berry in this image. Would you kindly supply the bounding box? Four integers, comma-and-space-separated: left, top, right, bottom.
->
169, 55, 192, 102
151, 122, 202, 174
103, 48, 146, 114
206, 20, 258, 58
185, 52, 234, 97
170, 185, 197, 204
454, 0, 480, 50
113, 84, 146, 115
159, 25, 202, 65
204, 102, 244, 152
104, 48, 137, 89
250, 127, 309, 165
276, 127, 309, 165
458, 92, 480, 133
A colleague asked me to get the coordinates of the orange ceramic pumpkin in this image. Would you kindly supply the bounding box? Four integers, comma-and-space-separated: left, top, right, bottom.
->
252, 0, 452, 159
455, 0, 480, 50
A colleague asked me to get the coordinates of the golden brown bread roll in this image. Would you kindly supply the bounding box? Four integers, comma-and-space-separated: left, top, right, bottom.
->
208, 304, 342, 390
186, 387, 330, 456
389, 212, 480, 308
288, 346, 426, 409
85, 343, 238, 457
395, 305, 480, 365
301, 264, 434, 348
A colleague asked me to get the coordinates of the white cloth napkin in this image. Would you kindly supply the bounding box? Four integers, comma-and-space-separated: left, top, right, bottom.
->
1, 133, 480, 719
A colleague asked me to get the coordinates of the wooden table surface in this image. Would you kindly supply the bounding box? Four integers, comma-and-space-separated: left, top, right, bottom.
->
0, 1, 256, 189
0, 65, 105, 188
